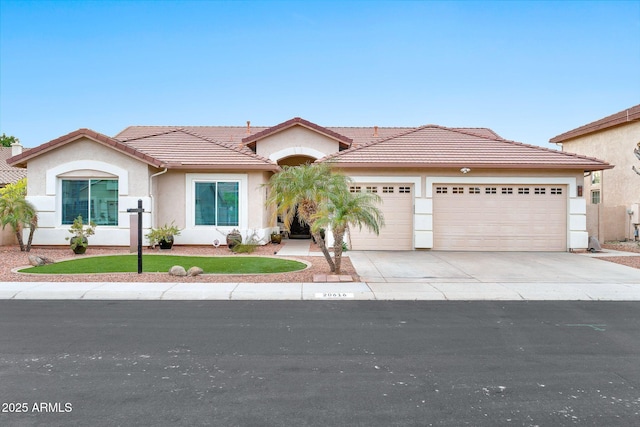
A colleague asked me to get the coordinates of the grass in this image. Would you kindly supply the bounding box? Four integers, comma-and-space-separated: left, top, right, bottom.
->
19, 255, 307, 275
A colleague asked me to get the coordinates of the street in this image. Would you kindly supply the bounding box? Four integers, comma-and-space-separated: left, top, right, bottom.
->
1, 301, 639, 426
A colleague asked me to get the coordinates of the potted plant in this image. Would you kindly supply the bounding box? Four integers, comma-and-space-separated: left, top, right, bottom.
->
270, 231, 282, 244
65, 215, 96, 254
146, 222, 181, 249
226, 228, 242, 250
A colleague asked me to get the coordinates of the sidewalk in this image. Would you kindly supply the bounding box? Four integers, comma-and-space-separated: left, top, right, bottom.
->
2, 241, 639, 301
2, 280, 640, 301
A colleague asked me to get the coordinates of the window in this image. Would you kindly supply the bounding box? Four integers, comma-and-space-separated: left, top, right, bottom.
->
534, 187, 546, 195
452, 187, 464, 194
62, 179, 118, 225
501, 187, 513, 194
194, 181, 239, 226
383, 186, 395, 193
591, 171, 601, 185
365, 186, 378, 193
399, 186, 411, 194
551, 188, 563, 195
469, 187, 481, 194
485, 187, 497, 194
436, 187, 447, 194
591, 190, 601, 204
350, 186, 362, 193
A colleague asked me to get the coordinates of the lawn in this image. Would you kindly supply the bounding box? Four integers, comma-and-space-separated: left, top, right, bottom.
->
19, 255, 307, 275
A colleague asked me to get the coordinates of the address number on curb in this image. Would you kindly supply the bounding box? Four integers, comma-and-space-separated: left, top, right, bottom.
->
315, 293, 355, 299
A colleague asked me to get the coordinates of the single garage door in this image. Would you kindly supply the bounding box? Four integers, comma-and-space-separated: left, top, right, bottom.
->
348, 184, 413, 250
433, 184, 567, 251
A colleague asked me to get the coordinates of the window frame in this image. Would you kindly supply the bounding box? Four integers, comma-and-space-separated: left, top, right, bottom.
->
186, 173, 248, 230
60, 178, 119, 226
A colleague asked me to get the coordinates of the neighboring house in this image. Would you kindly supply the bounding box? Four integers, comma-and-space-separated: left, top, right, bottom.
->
550, 104, 640, 242
8, 117, 612, 251
1, 144, 28, 245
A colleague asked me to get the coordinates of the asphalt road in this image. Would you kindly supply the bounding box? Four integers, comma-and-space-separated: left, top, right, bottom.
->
1, 301, 639, 427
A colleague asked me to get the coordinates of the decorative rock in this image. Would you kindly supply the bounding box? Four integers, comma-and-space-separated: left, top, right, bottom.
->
28, 255, 55, 266
169, 265, 187, 277
187, 266, 204, 277
28, 255, 45, 266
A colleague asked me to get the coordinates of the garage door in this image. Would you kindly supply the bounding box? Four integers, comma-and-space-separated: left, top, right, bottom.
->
348, 184, 413, 250
433, 184, 567, 251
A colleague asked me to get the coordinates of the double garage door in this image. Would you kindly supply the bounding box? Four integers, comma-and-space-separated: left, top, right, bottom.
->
433, 184, 567, 251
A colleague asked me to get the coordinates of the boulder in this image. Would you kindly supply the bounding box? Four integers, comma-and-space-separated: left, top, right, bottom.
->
187, 266, 204, 277
28, 255, 55, 266
28, 255, 45, 266
169, 265, 187, 277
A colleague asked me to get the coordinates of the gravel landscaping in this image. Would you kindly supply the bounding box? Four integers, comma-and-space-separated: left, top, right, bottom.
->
599, 241, 640, 270
1, 242, 358, 283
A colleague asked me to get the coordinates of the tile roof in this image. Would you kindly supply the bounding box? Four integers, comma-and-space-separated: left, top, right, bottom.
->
123, 128, 278, 170
7, 129, 165, 169
550, 104, 640, 143
7, 128, 278, 171
115, 119, 504, 149
1, 147, 27, 184
321, 125, 613, 170
241, 117, 353, 149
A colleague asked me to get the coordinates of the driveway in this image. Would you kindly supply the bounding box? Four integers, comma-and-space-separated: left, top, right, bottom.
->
347, 251, 640, 300
349, 251, 640, 284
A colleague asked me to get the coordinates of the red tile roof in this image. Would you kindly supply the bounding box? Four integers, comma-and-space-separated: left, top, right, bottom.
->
1, 147, 27, 184
550, 104, 640, 143
321, 125, 612, 170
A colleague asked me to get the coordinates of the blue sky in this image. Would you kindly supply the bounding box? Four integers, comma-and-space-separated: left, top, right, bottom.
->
1, 0, 638, 149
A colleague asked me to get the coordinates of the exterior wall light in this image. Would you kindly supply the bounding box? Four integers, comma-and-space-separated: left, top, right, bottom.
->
460, 167, 471, 174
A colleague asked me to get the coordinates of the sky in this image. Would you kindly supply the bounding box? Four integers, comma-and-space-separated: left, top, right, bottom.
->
1, 0, 639, 149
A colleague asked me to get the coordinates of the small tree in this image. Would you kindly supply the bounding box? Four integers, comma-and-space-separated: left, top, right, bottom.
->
633, 145, 640, 176
0, 178, 37, 251
314, 188, 384, 274
265, 163, 384, 274
265, 163, 350, 271
0, 133, 19, 147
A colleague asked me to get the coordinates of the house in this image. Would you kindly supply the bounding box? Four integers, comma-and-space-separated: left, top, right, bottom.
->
7, 117, 612, 251
1, 144, 28, 245
550, 104, 640, 242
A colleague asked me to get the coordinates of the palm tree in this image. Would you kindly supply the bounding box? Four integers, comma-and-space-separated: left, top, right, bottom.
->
265, 163, 352, 272
0, 194, 36, 251
315, 189, 384, 274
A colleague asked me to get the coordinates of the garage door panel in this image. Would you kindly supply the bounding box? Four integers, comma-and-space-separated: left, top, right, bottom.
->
348, 184, 413, 251
433, 184, 567, 251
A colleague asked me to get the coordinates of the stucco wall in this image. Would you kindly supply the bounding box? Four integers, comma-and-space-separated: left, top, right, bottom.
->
256, 126, 340, 162
24, 137, 152, 246
559, 121, 640, 241
154, 170, 273, 246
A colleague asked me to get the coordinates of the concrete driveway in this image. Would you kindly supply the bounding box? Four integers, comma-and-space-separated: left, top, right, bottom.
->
349, 251, 640, 284
348, 251, 640, 300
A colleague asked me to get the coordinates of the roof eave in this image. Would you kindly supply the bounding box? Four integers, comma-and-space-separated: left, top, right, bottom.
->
323, 161, 614, 170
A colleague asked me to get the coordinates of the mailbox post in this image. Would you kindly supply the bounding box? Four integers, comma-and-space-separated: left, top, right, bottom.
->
127, 199, 145, 274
